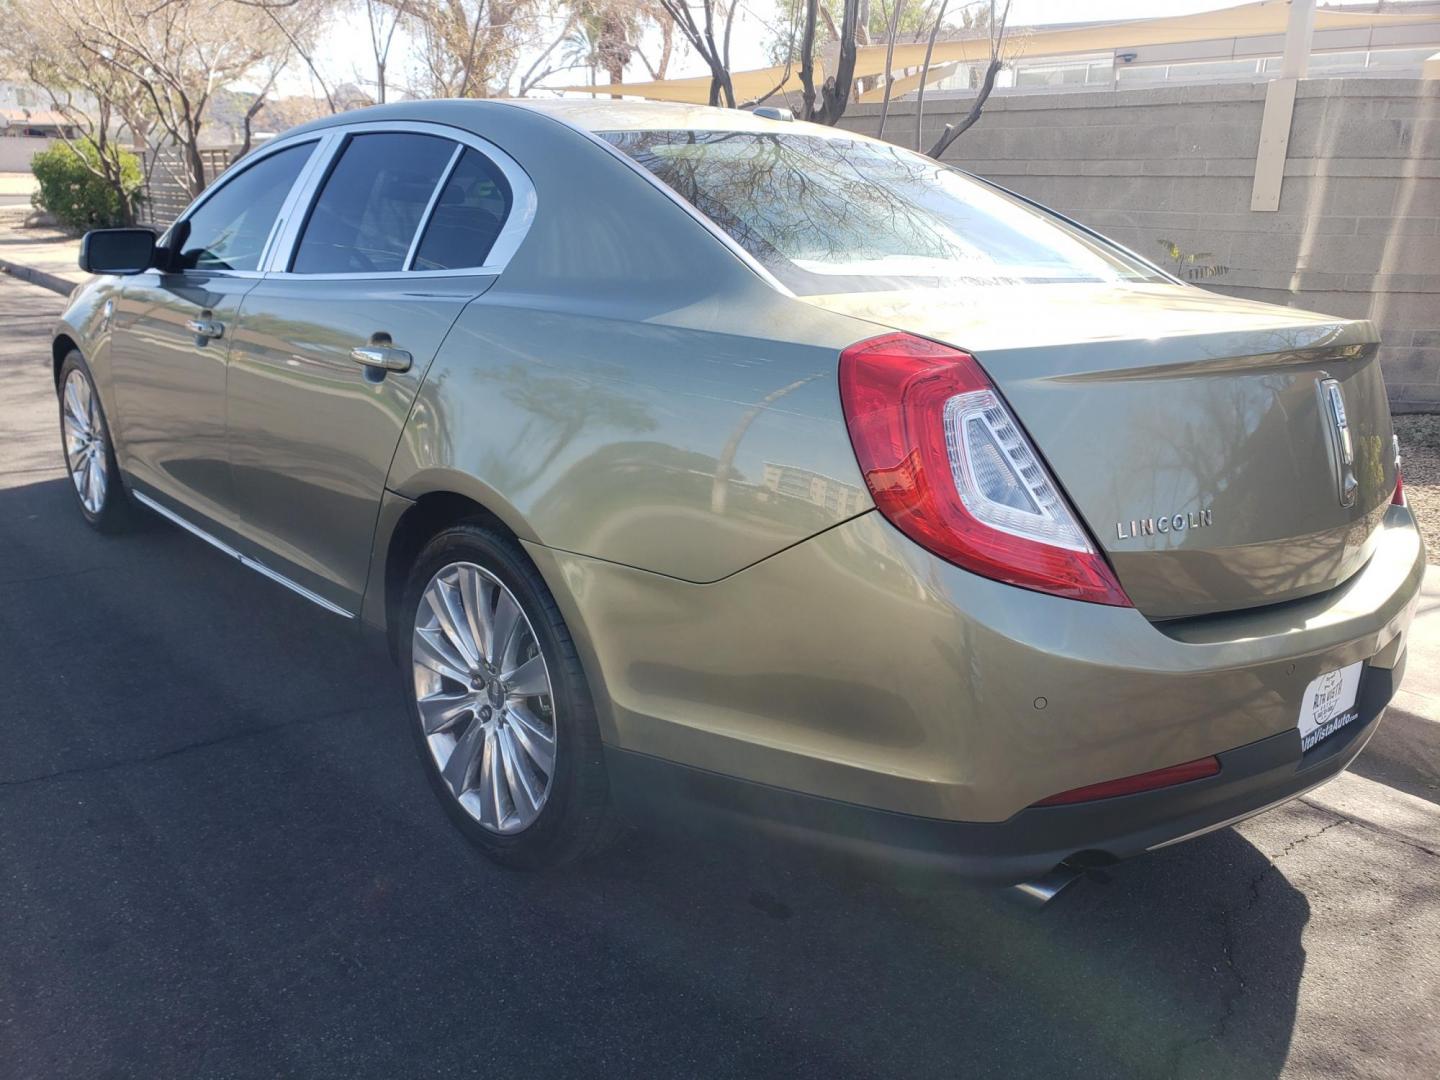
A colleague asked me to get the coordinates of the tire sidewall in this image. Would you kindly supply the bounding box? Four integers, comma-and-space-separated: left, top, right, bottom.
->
400, 525, 604, 867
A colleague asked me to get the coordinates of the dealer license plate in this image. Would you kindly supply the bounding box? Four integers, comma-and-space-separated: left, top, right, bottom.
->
1297, 661, 1363, 752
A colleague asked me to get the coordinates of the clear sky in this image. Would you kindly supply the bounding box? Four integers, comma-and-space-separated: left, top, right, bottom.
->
296, 0, 1292, 99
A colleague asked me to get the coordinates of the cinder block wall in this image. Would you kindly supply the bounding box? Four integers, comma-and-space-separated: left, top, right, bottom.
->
837, 78, 1440, 410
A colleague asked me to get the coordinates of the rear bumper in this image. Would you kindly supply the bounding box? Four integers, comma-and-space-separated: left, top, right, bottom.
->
608, 654, 1403, 886
537, 500, 1423, 816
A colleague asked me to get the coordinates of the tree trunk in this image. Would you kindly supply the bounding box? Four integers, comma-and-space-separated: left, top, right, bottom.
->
798, 0, 820, 121
812, 0, 861, 126
707, 61, 735, 108
913, 0, 949, 152
601, 14, 628, 99
657, 21, 673, 78
876, 0, 906, 138
185, 136, 207, 198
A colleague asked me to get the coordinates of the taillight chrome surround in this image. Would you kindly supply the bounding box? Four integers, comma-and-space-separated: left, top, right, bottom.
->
838, 333, 1130, 607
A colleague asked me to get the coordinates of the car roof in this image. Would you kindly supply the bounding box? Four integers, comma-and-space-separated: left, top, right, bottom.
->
500, 98, 855, 136
279, 97, 873, 145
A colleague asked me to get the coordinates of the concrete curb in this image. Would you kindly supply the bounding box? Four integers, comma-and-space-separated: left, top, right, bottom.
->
0, 256, 77, 297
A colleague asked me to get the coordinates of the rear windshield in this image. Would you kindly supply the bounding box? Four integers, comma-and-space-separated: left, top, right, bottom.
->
601, 129, 1164, 295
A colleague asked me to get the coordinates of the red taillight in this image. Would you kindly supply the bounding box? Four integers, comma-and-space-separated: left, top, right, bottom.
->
838, 333, 1131, 606
1393, 435, 1405, 506
1031, 756, 1221, 807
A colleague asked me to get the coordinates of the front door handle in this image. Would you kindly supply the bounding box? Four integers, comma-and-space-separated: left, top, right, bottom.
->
188, 318, 224, 340
350, 344, 412, 373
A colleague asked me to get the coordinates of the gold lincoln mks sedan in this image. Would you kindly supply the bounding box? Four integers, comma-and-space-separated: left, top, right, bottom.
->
55, 100, 1422, 896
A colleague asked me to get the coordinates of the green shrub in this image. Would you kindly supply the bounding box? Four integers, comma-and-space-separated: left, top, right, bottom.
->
30, 139, 143, 232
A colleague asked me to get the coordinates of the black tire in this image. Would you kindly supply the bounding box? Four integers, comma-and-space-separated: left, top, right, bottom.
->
57, 350, 137, 533
401, 523, 613, 869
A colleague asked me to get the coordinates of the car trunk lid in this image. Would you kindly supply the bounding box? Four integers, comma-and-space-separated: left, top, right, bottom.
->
804, 282, 1397, 619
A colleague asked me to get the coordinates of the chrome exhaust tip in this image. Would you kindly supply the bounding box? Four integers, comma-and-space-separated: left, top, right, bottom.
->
1009, 862, 1084, 908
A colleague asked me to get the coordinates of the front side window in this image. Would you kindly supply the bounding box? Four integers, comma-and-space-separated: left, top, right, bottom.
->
178, 142, 313, 272
602, 130, 1163, 295
291, 133, 456, 274
411, 148, 513, 271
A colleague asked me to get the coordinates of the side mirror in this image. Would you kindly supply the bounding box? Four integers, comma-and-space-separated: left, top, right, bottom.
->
78, 229, 157, 275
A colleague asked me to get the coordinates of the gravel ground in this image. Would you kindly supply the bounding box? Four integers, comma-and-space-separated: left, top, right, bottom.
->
1396, 413, 1440, 564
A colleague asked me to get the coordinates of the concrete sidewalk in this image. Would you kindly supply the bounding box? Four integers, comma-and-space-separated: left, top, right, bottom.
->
0, 218, 84, 295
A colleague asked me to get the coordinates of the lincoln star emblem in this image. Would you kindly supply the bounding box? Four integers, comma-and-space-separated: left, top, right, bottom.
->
1320, 378, 1358, 508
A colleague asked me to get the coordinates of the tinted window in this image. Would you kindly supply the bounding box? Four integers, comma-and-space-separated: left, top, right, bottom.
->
411, 149, 513, 271
178, 143, 312, 272
602, 130, 1162, 295
291, 133, 455, 274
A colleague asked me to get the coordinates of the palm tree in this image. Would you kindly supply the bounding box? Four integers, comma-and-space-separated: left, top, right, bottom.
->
565, 0, 644, 91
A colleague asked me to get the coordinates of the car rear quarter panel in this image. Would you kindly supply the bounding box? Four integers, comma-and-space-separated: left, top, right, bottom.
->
388, 287, 881, 582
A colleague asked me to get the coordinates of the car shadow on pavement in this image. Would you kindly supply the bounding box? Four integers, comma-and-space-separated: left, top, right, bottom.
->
0, 476, 1310, 1079
1346, 701, 1440, 806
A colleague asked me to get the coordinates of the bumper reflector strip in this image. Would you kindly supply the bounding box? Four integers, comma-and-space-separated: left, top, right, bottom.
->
1032, 756, 1222, 807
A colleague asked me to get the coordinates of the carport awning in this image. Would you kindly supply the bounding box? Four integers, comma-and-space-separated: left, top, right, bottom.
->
553, 1, 1440, 105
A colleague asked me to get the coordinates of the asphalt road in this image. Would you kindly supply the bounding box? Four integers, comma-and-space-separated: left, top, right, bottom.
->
2, 271, 1439, 1080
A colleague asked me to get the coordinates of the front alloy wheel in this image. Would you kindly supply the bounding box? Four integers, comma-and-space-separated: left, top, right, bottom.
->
413, 562, 557, 833
57, 351, 134, 532
62, 366, 109, 515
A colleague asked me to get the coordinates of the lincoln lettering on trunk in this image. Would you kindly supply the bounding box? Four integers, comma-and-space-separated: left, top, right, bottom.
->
1116, 509, 1214, 541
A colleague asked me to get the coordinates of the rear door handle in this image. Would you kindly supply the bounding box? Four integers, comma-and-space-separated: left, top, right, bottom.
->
349, 345, 412, 373
188, 318, 224, 340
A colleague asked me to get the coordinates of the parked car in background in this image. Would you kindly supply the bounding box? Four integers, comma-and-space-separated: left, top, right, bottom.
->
53, 100, 1423, 895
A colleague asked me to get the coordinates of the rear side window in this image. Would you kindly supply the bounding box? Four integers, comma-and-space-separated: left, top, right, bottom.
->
601, 130, 1163, 295
291, 133, 456, 274
177, 142, 313, 272
412, 148, 513, 271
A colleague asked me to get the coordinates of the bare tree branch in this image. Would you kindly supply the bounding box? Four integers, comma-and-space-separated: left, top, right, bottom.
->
876, 0, 906, 138
927, 0, 1011, 158
657, 0, 735, 107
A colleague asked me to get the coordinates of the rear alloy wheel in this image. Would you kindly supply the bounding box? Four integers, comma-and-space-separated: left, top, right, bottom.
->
402, 525, 612, 867
57, 351, 134, 532
413, 562, 557, 833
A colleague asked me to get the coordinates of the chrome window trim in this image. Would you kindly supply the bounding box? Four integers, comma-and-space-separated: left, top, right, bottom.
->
262, 120, 538, 281
131, 490, 355, 619
255, 267, 503, 283
404, 141, 464, 271
162, 135, 326, 274
140, 268, 266, 281
495, 102, 794, 298
258, 130, 344, 274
